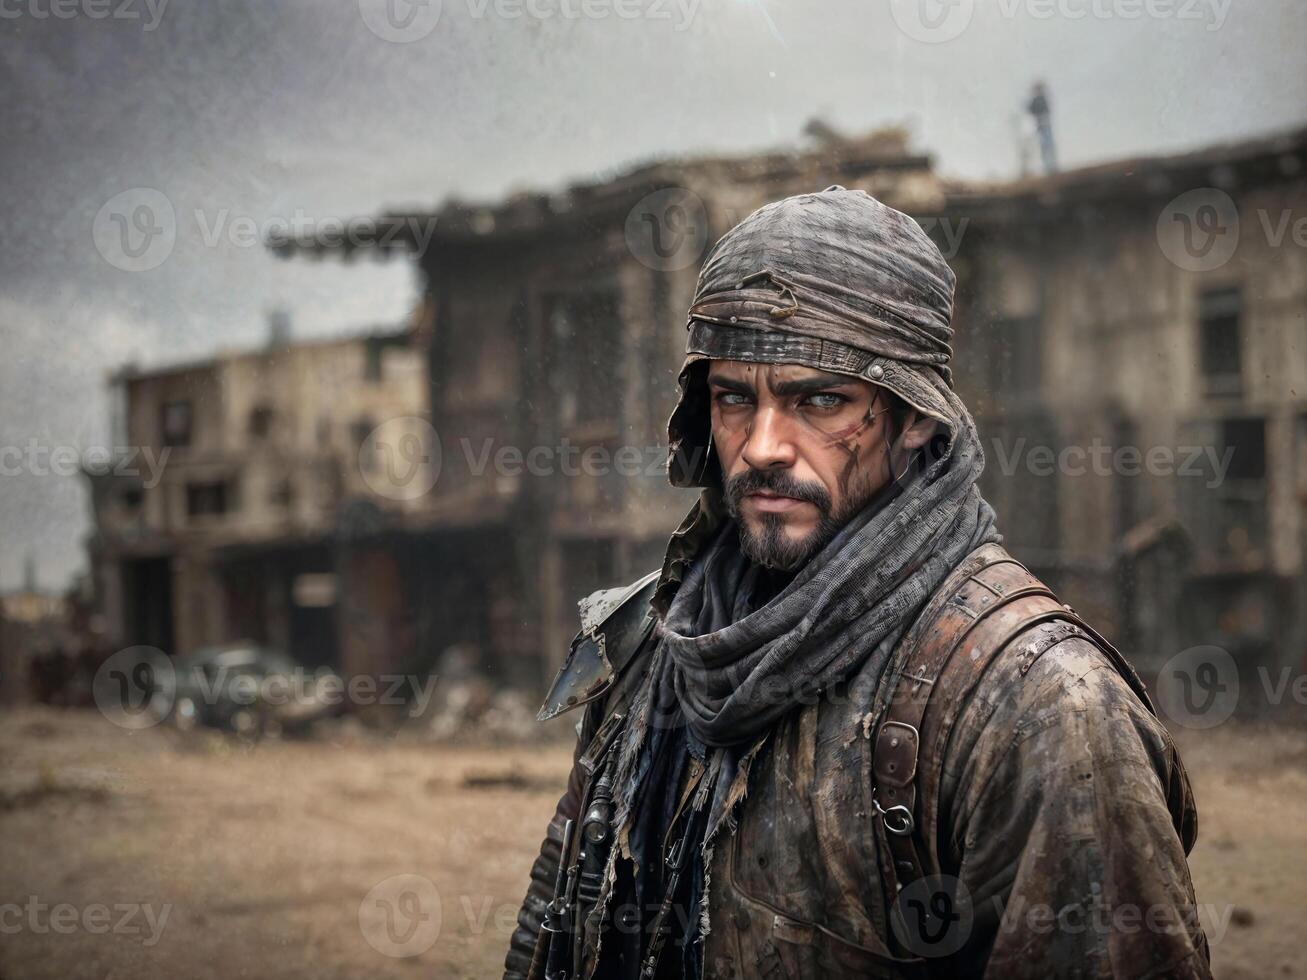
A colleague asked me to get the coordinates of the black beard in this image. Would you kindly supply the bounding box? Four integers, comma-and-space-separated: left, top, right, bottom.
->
724, 469, 868, 571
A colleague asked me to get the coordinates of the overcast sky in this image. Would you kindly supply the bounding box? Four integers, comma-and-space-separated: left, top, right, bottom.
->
1, 0, 1303, 591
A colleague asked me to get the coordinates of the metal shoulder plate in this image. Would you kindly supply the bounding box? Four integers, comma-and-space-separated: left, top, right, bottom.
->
537, 569, 661, 722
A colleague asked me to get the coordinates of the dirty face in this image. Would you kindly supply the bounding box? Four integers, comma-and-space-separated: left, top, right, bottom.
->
707, 360, 935, 570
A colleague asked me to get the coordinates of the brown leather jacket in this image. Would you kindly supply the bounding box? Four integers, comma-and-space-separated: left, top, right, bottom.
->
505, 546, 1210, 979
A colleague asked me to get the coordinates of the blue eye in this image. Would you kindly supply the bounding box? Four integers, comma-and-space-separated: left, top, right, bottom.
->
805, 393, 846, 409
716, 392, 751, 407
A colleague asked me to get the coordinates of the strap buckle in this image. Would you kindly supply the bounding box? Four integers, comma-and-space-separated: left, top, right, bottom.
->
874, 797, 915, 836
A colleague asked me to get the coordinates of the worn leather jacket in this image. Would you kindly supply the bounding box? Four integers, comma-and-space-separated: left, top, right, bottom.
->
504, 546, 1211, 979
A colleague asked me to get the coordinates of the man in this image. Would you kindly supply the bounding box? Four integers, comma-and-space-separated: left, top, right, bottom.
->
505, 188, 1210, 979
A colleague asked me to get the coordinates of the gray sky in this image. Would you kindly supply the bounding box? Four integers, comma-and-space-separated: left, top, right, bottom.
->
1, 0, 1303, 591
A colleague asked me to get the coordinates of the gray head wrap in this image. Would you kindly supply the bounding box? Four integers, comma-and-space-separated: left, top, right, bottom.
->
668, 185, 961, 488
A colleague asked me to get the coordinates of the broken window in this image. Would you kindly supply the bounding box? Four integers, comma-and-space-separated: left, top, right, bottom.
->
979, 316, 1041, 400
249, 404, 274, 439
271, 478, 294, 509
352, 417, 378, 472
1198, 286, 1243, 397
161, 399, 192, 447
186, 480, 235, 517
1177, 414, 1267, 564
545, 290, 623, 429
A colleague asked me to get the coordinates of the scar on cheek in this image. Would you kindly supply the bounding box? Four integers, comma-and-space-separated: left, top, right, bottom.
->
822, 419, 870, 445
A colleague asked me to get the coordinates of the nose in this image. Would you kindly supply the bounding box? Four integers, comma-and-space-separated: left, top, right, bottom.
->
740, 405, 798, 471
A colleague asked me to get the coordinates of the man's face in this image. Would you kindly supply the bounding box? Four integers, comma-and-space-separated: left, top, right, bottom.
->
708, 360, 936, 570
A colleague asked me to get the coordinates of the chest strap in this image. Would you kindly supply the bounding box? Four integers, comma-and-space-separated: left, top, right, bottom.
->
869, 544, 1129, 908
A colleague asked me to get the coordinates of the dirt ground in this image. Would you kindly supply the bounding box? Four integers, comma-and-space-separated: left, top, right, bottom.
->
0, 707, 1303, 979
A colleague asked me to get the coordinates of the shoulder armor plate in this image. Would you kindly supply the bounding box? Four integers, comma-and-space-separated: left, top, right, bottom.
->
537, 569, 660, 722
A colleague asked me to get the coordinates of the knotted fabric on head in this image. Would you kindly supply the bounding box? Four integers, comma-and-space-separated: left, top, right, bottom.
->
667, 186, 961, 489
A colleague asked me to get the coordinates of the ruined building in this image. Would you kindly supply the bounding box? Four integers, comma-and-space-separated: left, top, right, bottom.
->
90, 123, 1307, 699
86, 327, 438, 684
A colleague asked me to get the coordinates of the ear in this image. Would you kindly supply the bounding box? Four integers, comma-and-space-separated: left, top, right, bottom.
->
898, 412, 939, 451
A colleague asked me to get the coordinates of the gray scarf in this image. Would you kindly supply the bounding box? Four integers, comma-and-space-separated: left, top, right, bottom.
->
609, 384, 999, 875
658, 383, 997, 748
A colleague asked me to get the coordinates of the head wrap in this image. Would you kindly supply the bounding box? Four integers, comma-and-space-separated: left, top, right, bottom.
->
668, 185, 960, 488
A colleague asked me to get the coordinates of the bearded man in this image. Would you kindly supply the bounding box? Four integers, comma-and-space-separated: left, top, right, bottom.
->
503, 188, 1210, 979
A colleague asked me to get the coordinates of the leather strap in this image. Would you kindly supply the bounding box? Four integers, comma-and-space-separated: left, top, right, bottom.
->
870, 544, 1160, 900
873, 551, 1060, 888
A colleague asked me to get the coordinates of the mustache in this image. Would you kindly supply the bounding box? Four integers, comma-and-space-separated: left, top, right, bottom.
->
724, 469, 832, 515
